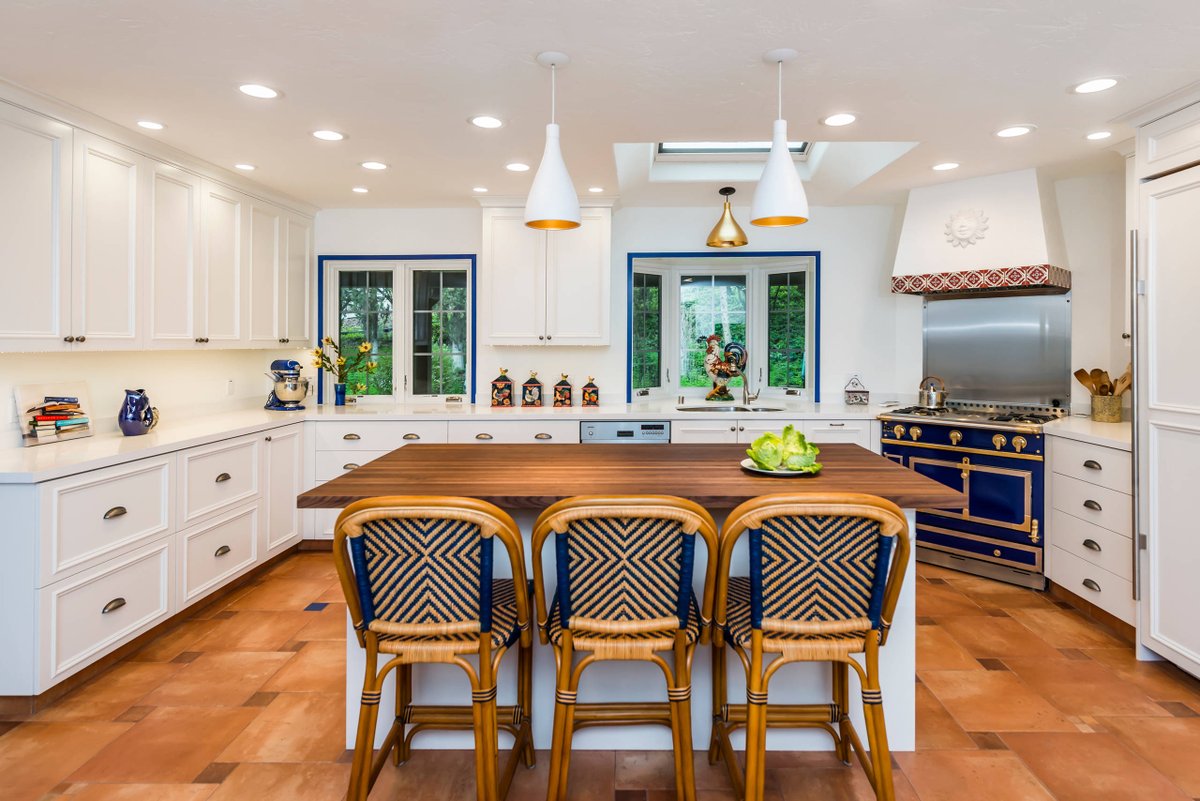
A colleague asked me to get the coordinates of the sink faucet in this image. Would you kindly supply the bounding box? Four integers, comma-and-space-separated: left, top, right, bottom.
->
742, 368, 760, 406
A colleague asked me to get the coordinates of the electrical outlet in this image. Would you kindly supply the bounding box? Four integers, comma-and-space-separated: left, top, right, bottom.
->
226, 380, 235, 396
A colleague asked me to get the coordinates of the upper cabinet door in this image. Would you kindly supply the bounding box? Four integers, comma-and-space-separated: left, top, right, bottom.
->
283, 214, 312, 345
246, 199, 282, 347
146, 164, 202, 348
482, 209, 546, 345
71, 132, 143, 349
1136, 102, 1200, 180
200, 181, 245, 344
545, 207, 611, 346
0, 103, 72, 351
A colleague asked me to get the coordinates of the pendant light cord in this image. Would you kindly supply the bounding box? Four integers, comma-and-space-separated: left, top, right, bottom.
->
777, 59, 783, 120
551, 64, 557, 125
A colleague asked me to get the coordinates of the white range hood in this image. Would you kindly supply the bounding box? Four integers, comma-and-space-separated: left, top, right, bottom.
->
891, 168, 1070, 295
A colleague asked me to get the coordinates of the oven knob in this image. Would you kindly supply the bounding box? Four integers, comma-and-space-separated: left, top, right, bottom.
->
892, 424, 906, 440
992, 434, 1007, 450
1012, 435, 1027, 453
949, 430, 962, 446
909, 426, 922, 441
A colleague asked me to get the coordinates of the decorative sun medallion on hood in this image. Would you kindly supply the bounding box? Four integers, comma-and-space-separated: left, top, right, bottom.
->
945, 208, 989, 248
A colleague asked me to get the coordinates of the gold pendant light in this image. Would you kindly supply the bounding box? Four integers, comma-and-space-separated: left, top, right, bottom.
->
706, 186, 748, 248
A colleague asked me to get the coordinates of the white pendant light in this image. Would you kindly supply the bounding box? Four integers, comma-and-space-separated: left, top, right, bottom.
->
525, 51, 581, 230
751, 48, 809, 227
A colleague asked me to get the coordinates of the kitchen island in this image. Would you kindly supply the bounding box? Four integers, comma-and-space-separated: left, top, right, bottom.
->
299, 442, 964, 753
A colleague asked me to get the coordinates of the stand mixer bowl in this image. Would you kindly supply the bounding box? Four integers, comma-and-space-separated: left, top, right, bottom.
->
270, 375, 310, 405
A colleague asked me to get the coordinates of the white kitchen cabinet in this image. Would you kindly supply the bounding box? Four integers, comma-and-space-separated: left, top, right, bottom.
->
71, 132, 143, 349
0, 102, 73, 351
179, 503, 260, 607
803, 419, 877, 450
447, 419, 580, 444
1136, 157, 1200, 675
1136, 101, 1200, 179
481, 206, 610, 346
671, 419, 740, 443
178, 434, 261, 527
246, 198, 282, 347
672, 417, 877, 449
282, 214, 313, 345
199, 180, 245, 346
263, 425, 304, 556
146, 163, 203, 348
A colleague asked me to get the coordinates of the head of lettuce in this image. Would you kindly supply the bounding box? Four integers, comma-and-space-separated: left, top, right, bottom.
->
745, 424, 822, 473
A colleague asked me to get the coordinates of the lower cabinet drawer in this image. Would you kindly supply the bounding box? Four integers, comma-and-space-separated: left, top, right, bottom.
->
180, 505, 259, 606
1050, 508, 1133, 581
803, 419, 874, 449
180, 436, 260, 526
39, 538, 173, 687
313, 420, 448, 451
447, 420, 580, 444
1050, 545, 1135, 624
314, 450, 391, 481
1051, 472, 1132, 536
315, 508, 341, 540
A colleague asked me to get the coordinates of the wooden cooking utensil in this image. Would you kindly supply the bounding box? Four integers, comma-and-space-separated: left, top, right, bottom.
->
1090, 368, 1106, 396
1114, 364, 1132, 396
1074, 369, 1096, 394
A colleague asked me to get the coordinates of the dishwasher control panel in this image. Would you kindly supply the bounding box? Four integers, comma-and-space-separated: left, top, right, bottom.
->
580, 421, 671, 443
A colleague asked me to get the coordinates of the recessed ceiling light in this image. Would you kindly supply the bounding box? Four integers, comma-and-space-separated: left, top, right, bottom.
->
995, 125, 1036, 138
506, 162, 530, 172
137, 120, 164, 130
822, 113, 857, 127
472, 186, 488, 193
587, 187, 604, 193
312, 130, 345, 141
470, 115, 504, 129
361, 161, 388, 170
932, 162, 960, 171
1074, 78, 1118, 94
1086, 130, 1113, 141
352, 186, 368, 194
234, 163, 256, 171
239, 84, 279, 99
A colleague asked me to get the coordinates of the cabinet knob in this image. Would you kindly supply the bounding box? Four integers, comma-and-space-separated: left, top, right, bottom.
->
214, 545, 231, 557
738, 425, 745, 431
538, 335, 545, 341
1082, 538, 1102, 552
264, 436, 272, 442
475, 433, 494, 441
64, 335, 75, 343
402, 433, 420, 441
546, 335, 552, 340
534, 433, 552, 440
76, 336, 86, 342
1082, 578, 1102, 593
215, 472, 232, 483
1122, 333, 1132, 340
102, 506, 127, 520
195, 337, 203, 343
102, 597, 127, 614
343, 433, 361, 441
1083, 459, 1102, 470
279, 338, 285, 343
730, 425, 736, 432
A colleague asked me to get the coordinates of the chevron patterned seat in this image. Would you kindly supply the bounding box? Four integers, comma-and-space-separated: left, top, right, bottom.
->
333, 497, 535, 801
532, 496, 719, 801
709, 493, 911, 801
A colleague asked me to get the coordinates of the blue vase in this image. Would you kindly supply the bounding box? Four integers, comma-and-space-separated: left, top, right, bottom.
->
334, 383, 347, 406
118, 389, 159, 436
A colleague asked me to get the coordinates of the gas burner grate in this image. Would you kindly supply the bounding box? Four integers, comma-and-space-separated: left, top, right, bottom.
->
891, 406, 952, 416
989, 413, 1057, 424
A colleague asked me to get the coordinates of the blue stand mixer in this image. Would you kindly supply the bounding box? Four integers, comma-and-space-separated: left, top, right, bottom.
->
265, 360, 310, 411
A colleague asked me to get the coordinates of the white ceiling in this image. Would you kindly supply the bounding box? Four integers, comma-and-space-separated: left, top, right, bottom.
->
3, 0, 1197, 209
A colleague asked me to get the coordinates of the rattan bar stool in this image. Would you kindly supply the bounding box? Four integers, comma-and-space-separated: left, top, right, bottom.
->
332, 496, 535, 801
531, 495, 719, 801
708, 492, 910, 801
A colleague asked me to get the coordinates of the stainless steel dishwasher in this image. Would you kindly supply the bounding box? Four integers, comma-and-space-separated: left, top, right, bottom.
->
580, 421, 671, 443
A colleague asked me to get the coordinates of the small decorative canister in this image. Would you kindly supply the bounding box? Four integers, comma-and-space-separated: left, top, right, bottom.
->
844, 375, 869, 405
1091, 395, 1122, 423
553, 374, 573, 407
490, 369, 514, 407
522, 371, 543, 407
582, 376, 599, 407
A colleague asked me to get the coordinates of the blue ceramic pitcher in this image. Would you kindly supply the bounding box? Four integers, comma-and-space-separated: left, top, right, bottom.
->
118, 389, 159, 436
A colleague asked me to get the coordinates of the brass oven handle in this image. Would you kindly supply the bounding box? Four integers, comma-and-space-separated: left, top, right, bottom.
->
214, 545, 231, 557
402, 433, 420, 441
102, 597, 126, 614
475, 433, 493, 441
1083, 499, 1103, 512
909, 426, 922, 441
534, 433, 553, 440
949, 430, 962, 446
1083, 459, 1102, 470
992, 434, 1007, 450
343, 463, 360, 470
1082, 578, 1101, 593
343, 433, 361, 441
215, 472, 232, 483
103, 506, 128, 520
1083, 538, 1102, 552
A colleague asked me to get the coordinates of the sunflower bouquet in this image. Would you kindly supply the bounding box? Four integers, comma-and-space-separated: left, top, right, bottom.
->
311, 337, 379, 393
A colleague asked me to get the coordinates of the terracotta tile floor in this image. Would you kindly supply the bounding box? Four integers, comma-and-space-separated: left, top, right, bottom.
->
4, 555, 1200, 800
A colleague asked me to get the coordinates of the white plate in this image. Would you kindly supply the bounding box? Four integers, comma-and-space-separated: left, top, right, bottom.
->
740, 458, 822, 477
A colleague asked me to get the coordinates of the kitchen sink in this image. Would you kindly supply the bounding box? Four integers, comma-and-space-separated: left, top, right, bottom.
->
675, 404, 785, 413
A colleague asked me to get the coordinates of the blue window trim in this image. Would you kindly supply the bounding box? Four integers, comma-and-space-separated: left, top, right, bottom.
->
625, 250, 821, 404
316, 254, 477, 405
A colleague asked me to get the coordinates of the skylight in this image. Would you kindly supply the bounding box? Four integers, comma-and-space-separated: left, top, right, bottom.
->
657, 140, 810, 158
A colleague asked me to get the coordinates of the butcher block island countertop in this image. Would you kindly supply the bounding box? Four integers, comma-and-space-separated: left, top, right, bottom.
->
298, 442, 965, 510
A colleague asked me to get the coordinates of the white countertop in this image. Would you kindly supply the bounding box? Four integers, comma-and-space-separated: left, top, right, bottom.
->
0, 398, 889, 483
1044, 414, 1132, 451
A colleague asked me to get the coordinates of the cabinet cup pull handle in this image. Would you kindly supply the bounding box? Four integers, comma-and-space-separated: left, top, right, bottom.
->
830, 422, 845, 427
102, 597, 126, 614
1083, 499, 1103, 511
215, 472, 232, 483
534, 433, 552, 440
1082, 578, 1101, 593
343, 433, 361, 441
402, 433, 420, 441
214, 545, 231, 557
343, 463, 360, 470
475, 433, 493, 440
1082, 538, 1102, 552
1083, 459, 1102, 470
103, 506, 128, 520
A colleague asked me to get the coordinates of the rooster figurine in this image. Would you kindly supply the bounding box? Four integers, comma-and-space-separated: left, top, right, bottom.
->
700, 334, 748, 401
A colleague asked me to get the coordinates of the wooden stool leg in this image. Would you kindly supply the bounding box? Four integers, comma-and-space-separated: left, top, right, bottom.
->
546, 646, 573, 801
862, 639, 896, 801
743, 636, 767, 801
707, 639, 725, 766
833, 661, 851, 765
671, 641, 697, 801
394, 664, 412, 765
349, 649, 383, 801
519, 640, 536, 768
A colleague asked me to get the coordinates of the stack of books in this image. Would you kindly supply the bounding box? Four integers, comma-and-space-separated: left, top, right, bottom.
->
25, 396, 90, 443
